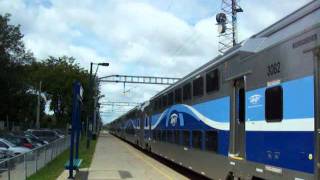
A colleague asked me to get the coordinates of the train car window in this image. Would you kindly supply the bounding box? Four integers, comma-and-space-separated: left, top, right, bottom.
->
157, 130, 161, 140
205, 131, 218, 152
154, 130, 158, 140
159, 97, 163, 109
157, 98, 161, 110
192, 131, 203, 149
145, 118, 148, 127
152, 100, 157, 111
128, 127, 134, 135
152, 130, 156, 140
206, 69, 219, 93
153, 130, 157, 140
238, 88, 245, 123
154, 99, 158, 110
174, 130, 180, 144
183, 83, 192, 101
182, 131, 190, 147
193, 76, 204, 97
162, 95, 168, 108
161, 130, 166, 141
175, 88, 182, 103
168, 92, 174, 106
158, 131, 161, 140
167, 130, 174, 143
265, 86, 283, 122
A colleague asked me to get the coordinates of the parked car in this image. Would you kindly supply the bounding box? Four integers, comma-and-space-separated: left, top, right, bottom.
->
40, 128, 65, 138
0, 149, 14, 160
2, 135, 35, 149
25, 129, 59, 143
52, 129, 65, 138
17, 135, 44, 149
0, 138, 30, 155
0, 149, 14, 174
24, 133, 48, 145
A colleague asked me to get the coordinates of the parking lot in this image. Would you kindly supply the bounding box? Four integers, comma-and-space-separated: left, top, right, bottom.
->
0, 129, 69, 180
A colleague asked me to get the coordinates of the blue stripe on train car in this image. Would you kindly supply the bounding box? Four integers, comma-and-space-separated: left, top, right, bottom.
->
218, 130, 229, 156
246, 76, 315, 173
246, 131, 314, 173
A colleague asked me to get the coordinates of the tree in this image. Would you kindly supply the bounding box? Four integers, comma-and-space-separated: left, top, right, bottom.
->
0, 13, 36, 127
27, 56, 92, 127
0, 13, 93, 129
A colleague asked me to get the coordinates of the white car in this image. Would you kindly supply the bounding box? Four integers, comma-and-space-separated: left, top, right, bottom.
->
0, 149, 13, 160
0, 138, 30, 155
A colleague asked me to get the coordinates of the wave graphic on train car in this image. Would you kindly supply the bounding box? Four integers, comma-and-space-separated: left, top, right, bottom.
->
159, 104, 229, 130
150, 97, 230, 131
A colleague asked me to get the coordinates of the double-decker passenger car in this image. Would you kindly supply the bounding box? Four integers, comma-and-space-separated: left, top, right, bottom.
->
110, 1, 320, 179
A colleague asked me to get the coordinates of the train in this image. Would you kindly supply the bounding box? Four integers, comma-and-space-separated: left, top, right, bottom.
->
109, 1, 320, 179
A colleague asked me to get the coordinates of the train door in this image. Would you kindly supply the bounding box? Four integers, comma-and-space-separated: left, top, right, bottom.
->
145, 114, 151, 150
148, 115, 152, 140
139, 112, 144, 146
314, 48, 320, 179
144, 114, 149, 141
230, 77, 246, 159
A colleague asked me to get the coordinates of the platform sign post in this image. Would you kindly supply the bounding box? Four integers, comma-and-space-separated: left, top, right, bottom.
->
68, 81, 83, 179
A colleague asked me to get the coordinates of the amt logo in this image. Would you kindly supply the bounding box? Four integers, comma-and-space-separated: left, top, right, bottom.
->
249, 94, 262, 105
170, 113, 178, 127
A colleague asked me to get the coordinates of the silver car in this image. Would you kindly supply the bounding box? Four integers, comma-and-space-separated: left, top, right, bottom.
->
0, 138, 30, 155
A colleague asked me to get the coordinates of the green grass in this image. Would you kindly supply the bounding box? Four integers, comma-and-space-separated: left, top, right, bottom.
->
27, 137, 97, 180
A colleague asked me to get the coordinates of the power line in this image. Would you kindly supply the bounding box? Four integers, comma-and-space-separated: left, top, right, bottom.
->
170, 4, 221, 59
147, 0, 174, 50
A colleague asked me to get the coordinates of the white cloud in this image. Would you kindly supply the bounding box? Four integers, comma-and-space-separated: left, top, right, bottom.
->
238, 0, 311, 40
0, 0, 312, 124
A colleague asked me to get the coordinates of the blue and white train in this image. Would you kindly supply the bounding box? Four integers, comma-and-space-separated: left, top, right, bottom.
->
109, 1, 320, 179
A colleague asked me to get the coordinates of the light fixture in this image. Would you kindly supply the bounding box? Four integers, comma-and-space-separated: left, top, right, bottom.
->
216, 13, 227, 34
98, 63, 109, 66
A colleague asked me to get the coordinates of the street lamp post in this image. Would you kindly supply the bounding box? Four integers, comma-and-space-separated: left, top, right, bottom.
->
86, 62, 109, 149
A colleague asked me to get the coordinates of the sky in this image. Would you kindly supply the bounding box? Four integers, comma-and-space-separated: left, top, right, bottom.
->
0, 0, 312, 124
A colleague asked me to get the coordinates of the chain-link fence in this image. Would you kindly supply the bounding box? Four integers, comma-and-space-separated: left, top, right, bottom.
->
0, 136, 70, 180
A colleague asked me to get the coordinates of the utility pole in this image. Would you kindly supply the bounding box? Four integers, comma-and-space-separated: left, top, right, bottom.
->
87, 62, 109, 149
86, 62, 93, 149
36, 81, 42, 129
231, 0, 239, 46
93, 97, 97, 137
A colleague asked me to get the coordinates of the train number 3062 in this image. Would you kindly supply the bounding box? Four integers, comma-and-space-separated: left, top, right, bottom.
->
267, 62, 280, 76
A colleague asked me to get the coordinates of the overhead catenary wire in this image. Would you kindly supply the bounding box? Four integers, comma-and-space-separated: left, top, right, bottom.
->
169, 4, 221, 59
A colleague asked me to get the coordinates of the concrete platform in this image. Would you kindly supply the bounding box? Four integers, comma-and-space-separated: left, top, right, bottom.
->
87, 132, 188, 180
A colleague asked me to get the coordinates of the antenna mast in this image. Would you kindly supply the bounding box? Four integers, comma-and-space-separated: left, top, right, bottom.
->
217, 0, 243, 54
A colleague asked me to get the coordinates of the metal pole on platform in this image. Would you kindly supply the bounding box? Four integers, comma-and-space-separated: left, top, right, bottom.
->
86, 62, 93, 149
68, 82, 79, 179
75, 99, 81, 159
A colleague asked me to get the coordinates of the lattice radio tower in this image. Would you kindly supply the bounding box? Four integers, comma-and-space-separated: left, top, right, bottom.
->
217, 0, 243, 54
